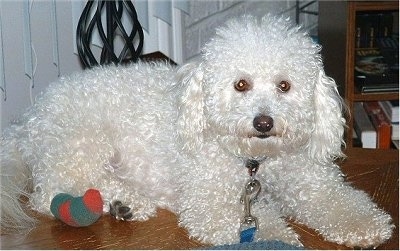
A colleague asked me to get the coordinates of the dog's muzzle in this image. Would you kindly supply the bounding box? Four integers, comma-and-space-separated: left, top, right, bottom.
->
253, 115, 273, 138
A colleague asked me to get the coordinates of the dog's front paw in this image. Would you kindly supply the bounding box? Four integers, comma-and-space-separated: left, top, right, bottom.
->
323, 209, 394, 248
251, 203, 303, 247
109, 200, 133, 221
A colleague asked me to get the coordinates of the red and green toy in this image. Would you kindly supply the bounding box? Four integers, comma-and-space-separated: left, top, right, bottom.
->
50, 189, 103, 227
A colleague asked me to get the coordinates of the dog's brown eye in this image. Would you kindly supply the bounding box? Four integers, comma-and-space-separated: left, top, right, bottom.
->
277, 80, 291, 93
234, 79, 251, 92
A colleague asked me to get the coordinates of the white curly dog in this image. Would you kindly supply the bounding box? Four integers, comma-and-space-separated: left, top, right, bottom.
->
1, 15, 394, 248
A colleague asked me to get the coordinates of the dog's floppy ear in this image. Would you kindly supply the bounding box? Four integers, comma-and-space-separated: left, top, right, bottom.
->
309, 69, 346, 163
176, 62, 205, 152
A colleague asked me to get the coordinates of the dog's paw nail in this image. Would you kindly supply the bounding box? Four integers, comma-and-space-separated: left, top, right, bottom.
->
109, 200, 120, 217
122, 213, 133, 220
118, 206, 131, 214
109, 200, 133, 221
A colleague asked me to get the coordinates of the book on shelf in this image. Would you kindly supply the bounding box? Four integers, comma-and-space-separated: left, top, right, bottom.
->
379, 100, 399, 123
352, 128, 363, 148
393, 140, 399, 149
356, 12, 394, 49
363, 101, 392, 149
353, 102, 377, 149
379, 100, 399, 140
391, 123, 399, 141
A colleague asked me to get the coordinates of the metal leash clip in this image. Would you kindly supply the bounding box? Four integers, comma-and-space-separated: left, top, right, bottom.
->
239, 178, 261, 242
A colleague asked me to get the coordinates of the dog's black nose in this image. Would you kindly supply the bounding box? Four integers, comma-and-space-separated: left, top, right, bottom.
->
253, 115, 274, 133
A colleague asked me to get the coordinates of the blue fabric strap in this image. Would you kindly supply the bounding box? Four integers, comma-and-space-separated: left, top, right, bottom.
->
240, 227, 257, 243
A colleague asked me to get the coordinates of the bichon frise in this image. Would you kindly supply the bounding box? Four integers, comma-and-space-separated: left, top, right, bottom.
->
1, 15, 393, 248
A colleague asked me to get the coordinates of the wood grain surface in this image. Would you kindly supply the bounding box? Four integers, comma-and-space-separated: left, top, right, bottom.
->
1, 148, 398, 249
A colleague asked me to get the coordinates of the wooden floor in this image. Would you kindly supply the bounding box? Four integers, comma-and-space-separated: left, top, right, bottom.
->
1, 148, 398, 250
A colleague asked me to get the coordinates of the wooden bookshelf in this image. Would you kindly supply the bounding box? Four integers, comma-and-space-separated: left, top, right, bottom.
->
319, 1, 399, 152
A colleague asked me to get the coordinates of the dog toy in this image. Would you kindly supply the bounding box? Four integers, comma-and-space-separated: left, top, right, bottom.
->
50, 189, 103, 227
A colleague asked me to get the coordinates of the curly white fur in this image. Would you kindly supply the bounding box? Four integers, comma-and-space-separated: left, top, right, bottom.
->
1, 15, 394, 248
